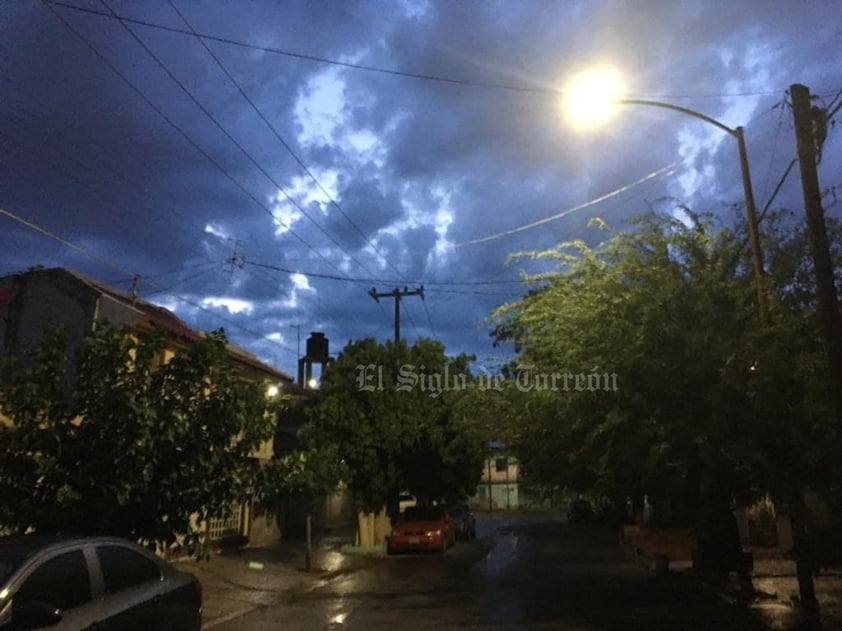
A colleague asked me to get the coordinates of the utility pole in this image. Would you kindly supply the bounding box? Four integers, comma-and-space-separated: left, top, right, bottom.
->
788, 82, 842, 623
791, 84, 842, 407
368, 286, 424, 344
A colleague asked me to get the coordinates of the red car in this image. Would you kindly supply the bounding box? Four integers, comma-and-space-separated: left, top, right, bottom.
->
387, 505, 455, 554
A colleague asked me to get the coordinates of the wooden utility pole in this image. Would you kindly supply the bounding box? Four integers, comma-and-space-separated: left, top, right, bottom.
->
789, 82, 842, 623
368, 286, 424, 343
791, 84, 842, 408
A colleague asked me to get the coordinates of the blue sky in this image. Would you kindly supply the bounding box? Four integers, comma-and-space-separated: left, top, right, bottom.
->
1, 0, 841, 379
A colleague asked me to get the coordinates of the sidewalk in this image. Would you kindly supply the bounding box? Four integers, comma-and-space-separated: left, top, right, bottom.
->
174, 530, 367, 629
622, 527, 842, 629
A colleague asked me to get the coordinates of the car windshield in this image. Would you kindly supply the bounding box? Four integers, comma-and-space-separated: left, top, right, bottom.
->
0, 552, 28, 585
402, 506, 443, 521
0, 536, 72, 586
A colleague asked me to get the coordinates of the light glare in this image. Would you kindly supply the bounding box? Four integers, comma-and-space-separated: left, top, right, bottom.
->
563, 66, 624, 129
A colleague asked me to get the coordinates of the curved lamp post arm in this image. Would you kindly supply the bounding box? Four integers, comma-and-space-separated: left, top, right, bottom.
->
617, 98, 769, 325
618, 98, 738, 137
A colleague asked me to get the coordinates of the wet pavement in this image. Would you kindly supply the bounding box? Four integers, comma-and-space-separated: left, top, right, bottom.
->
173, 533, 368, 628
750, 563, 842, 629
200, 513, 778, 630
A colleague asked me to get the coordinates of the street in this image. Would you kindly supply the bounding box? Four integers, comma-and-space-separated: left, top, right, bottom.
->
210, 513, 767, 630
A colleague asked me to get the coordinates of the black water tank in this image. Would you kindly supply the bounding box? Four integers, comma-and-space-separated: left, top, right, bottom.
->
306, 331, 329, 360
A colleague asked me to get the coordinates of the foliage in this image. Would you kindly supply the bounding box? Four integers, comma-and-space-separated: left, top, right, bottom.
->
301, 337, 487, 512
491, 208, 840, 530
259, 444, 347, 498
0, 326, 273, 553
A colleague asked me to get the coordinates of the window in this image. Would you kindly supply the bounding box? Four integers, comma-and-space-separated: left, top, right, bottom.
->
96, 546, 160, 594
16, 550, 91, 612
495, 457, 508, 472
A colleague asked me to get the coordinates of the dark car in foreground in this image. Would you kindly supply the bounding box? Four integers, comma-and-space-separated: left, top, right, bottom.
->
447, 503, 477, 541
387, 505, 455, 554
0, 535, 201, 630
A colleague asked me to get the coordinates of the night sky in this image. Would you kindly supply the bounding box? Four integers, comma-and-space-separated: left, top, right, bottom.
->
2, 0, 841, 379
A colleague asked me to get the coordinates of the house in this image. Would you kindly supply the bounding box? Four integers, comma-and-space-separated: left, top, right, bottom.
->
472, 445, 520, 511
0, 267, 293, 546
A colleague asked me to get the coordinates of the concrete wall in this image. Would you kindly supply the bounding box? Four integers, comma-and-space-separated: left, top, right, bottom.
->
0, 270, 143, 361
1, 270, 96, 361
248, 502, 281, 547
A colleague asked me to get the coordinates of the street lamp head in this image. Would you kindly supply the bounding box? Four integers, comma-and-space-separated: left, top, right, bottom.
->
562, 65, 624, 129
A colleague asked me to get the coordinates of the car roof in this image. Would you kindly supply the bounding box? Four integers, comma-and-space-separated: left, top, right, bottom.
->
402, 505, 446, 519
0, 535, 149, 559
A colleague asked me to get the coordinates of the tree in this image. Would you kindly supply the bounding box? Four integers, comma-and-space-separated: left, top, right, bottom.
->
492, 208, 841, 588
302, 337, 486, 545
0, 325, 273, 555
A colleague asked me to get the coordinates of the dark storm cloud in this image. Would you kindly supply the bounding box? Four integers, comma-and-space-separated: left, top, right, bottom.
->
2, 0, 841, 375
324, 176, 406, 250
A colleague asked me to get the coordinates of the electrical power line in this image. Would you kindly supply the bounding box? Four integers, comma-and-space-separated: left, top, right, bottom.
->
0, 205, 299, 358
759, 92, 789, 209
166, 0, 408, 284
43, 0, 826, 102
100, 0, 432, 346
166, 0, 433, 336
456, 162, 678, 247
98, 0, 383, 288
41, 0, 359, 290
247, 260, 525, 286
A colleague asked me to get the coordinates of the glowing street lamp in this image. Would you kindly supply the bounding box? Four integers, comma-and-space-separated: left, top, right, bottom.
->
562, 66, 625, 129
563, 67, 769, 325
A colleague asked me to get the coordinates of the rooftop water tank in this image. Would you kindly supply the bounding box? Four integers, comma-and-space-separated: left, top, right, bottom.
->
306, 331, 329, 360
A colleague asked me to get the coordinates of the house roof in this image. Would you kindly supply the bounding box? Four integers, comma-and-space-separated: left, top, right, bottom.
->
60, 268, 293, 383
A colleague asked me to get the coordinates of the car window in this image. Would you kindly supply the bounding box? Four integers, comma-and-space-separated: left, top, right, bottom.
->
96, 545, 161, 594
0, 562, 16, 584
403, 506, 443, 521
15, 550, 91, 611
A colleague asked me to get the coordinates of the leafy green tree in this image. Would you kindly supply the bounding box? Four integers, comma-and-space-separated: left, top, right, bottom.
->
0, 325, 273, 554
492, 208, 840, 578
302, 337, 486, 545
492, 212, 746, 524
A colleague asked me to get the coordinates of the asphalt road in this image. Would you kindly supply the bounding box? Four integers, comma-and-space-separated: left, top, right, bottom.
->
212, 513, 768, 630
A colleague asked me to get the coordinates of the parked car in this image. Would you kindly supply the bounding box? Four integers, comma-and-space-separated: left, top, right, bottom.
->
387, 505, 455, 554
0, 535, 202, 630
447, 502, 477, 541
567, 499, 595, 524
397, 493, 417, 514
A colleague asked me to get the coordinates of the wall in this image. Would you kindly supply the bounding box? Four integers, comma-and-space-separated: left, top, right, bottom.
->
473, 455, 520, 510
0, 270, 97, 362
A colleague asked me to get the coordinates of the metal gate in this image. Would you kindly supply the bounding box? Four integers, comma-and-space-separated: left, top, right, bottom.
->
207, 503, 245, 541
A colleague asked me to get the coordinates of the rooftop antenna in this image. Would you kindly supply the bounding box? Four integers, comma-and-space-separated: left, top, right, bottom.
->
131, 275, 139, 307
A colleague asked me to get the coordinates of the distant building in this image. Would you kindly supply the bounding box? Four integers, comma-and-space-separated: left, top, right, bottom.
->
472, 445, 520, 511
0, 267, 293, 546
